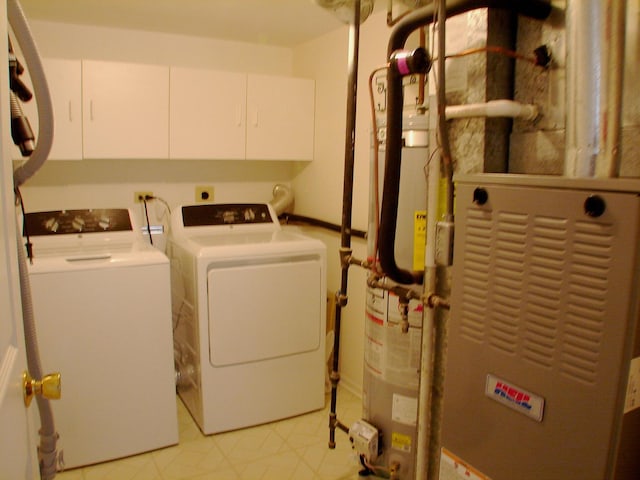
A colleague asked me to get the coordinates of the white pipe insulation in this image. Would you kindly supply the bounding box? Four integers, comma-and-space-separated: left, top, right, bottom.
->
445, 99, 539, 121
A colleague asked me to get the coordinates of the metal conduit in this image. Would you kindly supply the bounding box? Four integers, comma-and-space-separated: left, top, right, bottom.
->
329, 0, 363, 448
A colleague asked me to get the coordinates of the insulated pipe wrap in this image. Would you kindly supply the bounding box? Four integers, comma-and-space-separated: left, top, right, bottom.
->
378, 0, 552, 285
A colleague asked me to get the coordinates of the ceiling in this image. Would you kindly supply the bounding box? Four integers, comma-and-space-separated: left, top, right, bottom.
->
17, 0, 384, 48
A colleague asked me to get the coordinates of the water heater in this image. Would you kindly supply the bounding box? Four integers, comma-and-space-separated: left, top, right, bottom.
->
361, 113, 428, 478
441, 174, 640, 480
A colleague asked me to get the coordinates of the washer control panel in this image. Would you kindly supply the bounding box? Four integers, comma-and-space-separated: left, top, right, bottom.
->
24, 209, 133, 236
182, 204, 274, 227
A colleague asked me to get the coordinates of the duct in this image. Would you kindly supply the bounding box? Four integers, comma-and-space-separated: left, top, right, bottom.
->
9, 0, 53, 188
8, 0, 58, 477
565, 0, 626, 178
269, 184, 294, 216
378, 0, 551, 287
313, 0, 375, 24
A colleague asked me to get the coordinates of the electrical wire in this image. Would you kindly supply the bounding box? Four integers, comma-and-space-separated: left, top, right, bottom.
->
434, 45, 544, 66
14, 186, 33, 263
142, 197, 153, 246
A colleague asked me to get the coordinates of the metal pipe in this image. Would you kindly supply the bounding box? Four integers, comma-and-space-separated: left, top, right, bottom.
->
329, 0, 362, 450
565, 0, 626, 179
378, 0, 552, 286
414, 93, 441, 480
595, 0, 626, 178
564, 0, 602, 177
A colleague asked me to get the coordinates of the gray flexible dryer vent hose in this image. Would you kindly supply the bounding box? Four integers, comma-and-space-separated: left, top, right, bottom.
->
9, 0, 54, 188
8, 0, 59, 478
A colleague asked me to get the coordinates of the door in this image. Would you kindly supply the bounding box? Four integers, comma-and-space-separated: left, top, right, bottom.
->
0, 205, 37, 479
0, 2, 38, 476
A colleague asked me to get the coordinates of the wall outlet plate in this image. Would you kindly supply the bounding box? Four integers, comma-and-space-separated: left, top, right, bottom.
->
134, 191, 153, 203
195, 186, 214, 203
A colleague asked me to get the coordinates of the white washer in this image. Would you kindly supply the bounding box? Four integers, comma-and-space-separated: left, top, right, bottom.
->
24, 208, 178, 469
169, 203, 326, 434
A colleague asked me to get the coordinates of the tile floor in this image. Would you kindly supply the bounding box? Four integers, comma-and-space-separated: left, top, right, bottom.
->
55, 388, 372, 480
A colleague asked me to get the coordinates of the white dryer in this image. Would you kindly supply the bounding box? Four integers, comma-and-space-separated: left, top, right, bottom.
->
169, 203, 326, 434
24, 208, 178, 469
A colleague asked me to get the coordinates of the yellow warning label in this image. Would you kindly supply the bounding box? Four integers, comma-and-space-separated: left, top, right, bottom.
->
412, 210, 426, 271
438, 177, 449, 220
391, 432, 412, 453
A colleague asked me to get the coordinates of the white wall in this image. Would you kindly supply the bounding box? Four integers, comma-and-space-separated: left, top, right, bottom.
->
17, 20, 299, 229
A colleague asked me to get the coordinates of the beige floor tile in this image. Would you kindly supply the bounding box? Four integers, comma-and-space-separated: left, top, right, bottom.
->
55, 389, 373, 480
233, 450, 314, 480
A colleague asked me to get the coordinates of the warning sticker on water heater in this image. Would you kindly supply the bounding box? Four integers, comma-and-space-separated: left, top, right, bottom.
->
624, 356, 640, 414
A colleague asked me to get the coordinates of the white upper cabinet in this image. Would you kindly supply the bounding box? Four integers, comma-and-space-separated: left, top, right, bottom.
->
246, 74, 315, 161
170, 67, 247, 160
16, 59, 314, 161
46, 59, 83, 160
82, 60, 169, 159
13, 58, 83, 161
171, 69, 315, 161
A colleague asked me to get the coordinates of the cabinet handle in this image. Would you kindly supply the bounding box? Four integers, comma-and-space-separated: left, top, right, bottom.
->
251, 109, 258, 127
68, 101, 73, 122
235, 105, 243, 127
90, 100, 94, 121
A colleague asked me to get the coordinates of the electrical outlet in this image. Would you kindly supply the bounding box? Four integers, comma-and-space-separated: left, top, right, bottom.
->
134, 191, 154, 203
195, 186, 214, 203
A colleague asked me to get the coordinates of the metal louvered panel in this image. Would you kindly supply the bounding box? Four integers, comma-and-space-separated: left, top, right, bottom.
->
459, 210, 492, 342
457, 205, 613, 382
443, 175, 640, 480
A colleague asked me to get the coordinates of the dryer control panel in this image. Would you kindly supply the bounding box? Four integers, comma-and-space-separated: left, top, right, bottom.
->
182, 204, 274, 227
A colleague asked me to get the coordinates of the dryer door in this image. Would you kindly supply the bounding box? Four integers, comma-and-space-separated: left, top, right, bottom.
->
207, 257, 322, 367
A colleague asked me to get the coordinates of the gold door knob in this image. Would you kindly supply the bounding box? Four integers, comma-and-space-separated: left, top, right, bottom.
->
23, 371, 61, 407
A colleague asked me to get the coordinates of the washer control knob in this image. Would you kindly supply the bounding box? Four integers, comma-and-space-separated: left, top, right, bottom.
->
244, 208, 256, 222
72, 216, 85, 232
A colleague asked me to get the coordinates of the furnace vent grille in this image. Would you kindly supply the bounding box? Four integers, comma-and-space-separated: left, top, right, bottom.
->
459, 207, 612, 385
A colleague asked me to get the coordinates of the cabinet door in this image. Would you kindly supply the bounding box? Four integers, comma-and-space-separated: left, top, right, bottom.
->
13, 58, 83, 160
246, 74, 314, 161
170, 67, 246, 160
82, 60, 169, 159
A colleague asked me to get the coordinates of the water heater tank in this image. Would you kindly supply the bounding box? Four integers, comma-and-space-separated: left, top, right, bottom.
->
362, 113, 428, 478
